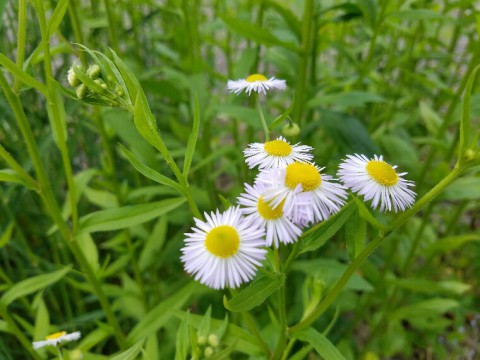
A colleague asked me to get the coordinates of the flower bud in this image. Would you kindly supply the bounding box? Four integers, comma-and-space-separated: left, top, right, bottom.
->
76, 84, 88, 99
207, 334, 219, 347
204, 346, 214, 357
282, 122, 300, 137
197, 335, 206, 345
87, 64, 101, 78
465, 149, 476, 161
67, 68, 81, 87
115, 85, 124, 97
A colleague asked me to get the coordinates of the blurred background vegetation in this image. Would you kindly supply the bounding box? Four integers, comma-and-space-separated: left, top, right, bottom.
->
0, 0, 479, 358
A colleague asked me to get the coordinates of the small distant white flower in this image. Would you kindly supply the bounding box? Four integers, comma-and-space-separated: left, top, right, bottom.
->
238, 183, 302, 248
337, 154, 416, 212
33, 331, 81, 350
244, 136, 313, 170
181, 207, 267, 289
227, 74, 286, 95
258, 162, 347, 226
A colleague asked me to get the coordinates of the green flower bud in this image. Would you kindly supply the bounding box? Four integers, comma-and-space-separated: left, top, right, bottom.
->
197, 335, 206, 345
92, 78, 108, 94
76, 84, 88, 99
87, 64, 101, 78
465, 149, 476, 161
115, 85, 124, 97
204, 346, 214, 357
208, 334, 219, 347
282, 122, 300, 137
67, 68, 81, 87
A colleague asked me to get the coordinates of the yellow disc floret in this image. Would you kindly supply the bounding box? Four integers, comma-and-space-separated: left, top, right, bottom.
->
257, 196, 285, 220
264, 140, 293, 157
46, 331, 66, 340
366, 161, 399, 186
285, 162, 321, 191
205, 226, 240, 258
246, 74, 268, 82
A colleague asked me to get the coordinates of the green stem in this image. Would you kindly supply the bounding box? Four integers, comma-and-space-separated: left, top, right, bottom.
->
103, 0, 119, 52
57, 347, 64, 360
68, 0, 88, 66
255, 93, 270, 141
280, 338, 296, 360
0, 143, 38, 189
272, 282, 287, 359
13, 0, 27, 92
0, 303, 42, 360
289, 166, 464, 333
292, 0, 314, 126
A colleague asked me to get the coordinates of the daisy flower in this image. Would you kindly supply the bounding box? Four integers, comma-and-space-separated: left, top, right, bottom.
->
227, 74, 286, 95
33, 331, 81, 350
238, 183, 303, 248
181, 207, 267, 289
258, 162, 348, 226
244, 136, 313, 170
337, 154, 416, 212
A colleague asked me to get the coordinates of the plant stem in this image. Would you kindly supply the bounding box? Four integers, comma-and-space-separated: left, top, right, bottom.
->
289, 165, 464, 333
293, 0, 314, 126
13, 0, 27, 92
255, 93, 270, 141
103, 0, 119, 52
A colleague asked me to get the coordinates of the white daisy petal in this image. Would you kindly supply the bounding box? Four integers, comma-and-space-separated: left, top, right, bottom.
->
257, 162, 347, 226
337, 154, 416, 212
244, 136, 313, 170
181, 207, 267, 289
33, 331, 81, 350
227, 74, 286, 96
237, 183, 303, 248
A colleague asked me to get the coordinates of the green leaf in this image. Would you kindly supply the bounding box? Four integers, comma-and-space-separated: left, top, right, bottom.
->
439, 177, 480, 201
127, 282, 205, 343
174, 311, 262, 356
197, 306, 212, 338
0, 53, 48, 94
220, 15, 299, 53
139, 216, 168, 272
224, 272, 285, 312
353, 197, 388, 230
0, 169, 35, 189
183, 95, 200, 177
45, 80, 68, 147
262, 0, 301, 38
419, 101, 442, 134
77, 198, 185, 235
269, 95, 295, 131
299, 202, 355, 254
345, 208, 366, 261
292, 259, 373, 292
1, 266, 72, 307
111, 340, 145, 360
459, 64, 480, 161
174, 310, 190, 360
111, 49, 141, 102
118, 144, 182, 192
307, 91, 384, 109
47, 0, 68, 38
387, 278, 470, 295
0, 222, 14, 248
424, 234, 480, 256
390, 298, 459, 322
294, 327, 346, 360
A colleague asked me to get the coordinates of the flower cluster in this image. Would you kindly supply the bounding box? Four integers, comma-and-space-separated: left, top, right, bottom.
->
181, 74, 416, 290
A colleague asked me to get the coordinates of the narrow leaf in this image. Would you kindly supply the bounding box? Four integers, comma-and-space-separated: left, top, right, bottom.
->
0, 222, 14, 248
269, 95, 295, 131
118, 144, 182, 192
0, 53, 48, 94
294, 327, 346, 360
174, 310, 190, 360
458, 64, 480, 161
224, 272, 285, 312
1, 266, 72, 307
299, 202, 355, 254
345, 208, 366, 261
183, 95, 200, 177
47, 0, 68, 38
111, 340, 144, 360
353, 197, 388, 230
77, 198, 185, 235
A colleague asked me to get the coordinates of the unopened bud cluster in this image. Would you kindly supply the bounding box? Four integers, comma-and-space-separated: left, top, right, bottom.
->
67, 64, 116, 105
197, 333, 220, 358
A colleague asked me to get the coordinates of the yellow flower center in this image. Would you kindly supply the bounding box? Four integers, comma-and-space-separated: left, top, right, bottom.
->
257, 196, 285, 220
46, 331, 66, 340
366, 160, 399, 186
205, 225, 240, 258
285, 162, 321, 191
246, 74, 268, 82
264, 139, 293, 157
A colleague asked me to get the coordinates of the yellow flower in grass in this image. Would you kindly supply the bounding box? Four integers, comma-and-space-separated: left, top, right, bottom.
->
337, 154, 416, 212
33, 331, 81, 350
227, 74, 286, 95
